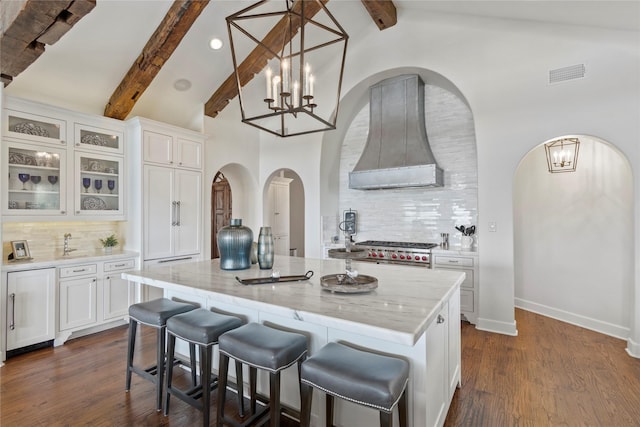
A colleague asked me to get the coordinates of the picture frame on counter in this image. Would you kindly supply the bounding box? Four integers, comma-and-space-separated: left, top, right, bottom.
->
10, 240, 31, 260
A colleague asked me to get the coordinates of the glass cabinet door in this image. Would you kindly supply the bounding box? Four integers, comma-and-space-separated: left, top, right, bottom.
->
3, 109, 66, 146
74, 123, 124, 154
75, 152, 124, 217
3, 142, 67, 216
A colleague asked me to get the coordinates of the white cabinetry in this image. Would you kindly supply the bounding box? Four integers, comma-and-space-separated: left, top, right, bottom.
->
59, 264, 98, 331
143, 165, 201, 260
6, 268, 56, 351
433, 250, 479, 324
2, 96, 127, 221
143, 130, 202, 169
267, 177, 292, 256
127, 117, 205, 269
56, 258, 136, 344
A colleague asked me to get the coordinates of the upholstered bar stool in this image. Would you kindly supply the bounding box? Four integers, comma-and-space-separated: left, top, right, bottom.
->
125, 298, 197, 411
163, 308, 244, 426
300, 342, 410, 427
216, 323, 308, 427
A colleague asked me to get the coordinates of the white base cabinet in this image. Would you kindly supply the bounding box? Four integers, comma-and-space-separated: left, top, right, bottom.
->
56, 258, 135, 345
432, 250, 479, 324
6, 268, 56, 351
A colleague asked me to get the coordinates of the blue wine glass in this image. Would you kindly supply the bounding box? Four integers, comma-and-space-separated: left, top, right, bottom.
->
48, 175, 58, 190
107, 179, 115, 194
82, 177, 91, 193
94, 179, 102, 194
18, 173, 30, 190
30, 175, 41, 190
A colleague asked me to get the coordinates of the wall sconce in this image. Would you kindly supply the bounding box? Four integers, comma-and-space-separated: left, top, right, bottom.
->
226, 0, 348, 137
545, 137, 580, 173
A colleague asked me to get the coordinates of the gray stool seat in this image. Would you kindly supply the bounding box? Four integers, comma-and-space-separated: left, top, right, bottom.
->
125, 298, 197, 412
217, 323, 308, 427
300, 342, 409, 427
219, 322, 308, 372
167, 308, 243, 345
164, 308, 244, 427
129, 297, 196, 326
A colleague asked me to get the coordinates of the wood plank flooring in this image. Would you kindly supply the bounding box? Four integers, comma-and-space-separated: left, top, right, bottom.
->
1, 309, 639, 426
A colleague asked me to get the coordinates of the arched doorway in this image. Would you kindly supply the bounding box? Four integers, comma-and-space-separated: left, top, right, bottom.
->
514, 135, 633, 338
211, 172, 231, 259
263, 169, 305, 257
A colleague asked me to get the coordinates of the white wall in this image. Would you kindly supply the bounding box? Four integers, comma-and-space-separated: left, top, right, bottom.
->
514, 137, 633, 338
205, 7, 640, 353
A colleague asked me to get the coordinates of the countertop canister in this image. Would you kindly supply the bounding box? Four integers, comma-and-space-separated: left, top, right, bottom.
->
217, 219, 253, 270
257, 226, 274, 269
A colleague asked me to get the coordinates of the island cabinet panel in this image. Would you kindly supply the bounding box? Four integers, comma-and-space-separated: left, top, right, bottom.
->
6, 268, 56, 351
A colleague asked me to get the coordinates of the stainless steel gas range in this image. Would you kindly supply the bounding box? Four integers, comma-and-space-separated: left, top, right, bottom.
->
353, 240, 439, 268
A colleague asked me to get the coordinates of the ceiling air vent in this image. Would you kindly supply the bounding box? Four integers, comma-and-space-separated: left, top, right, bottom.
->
549, 64, 586, 84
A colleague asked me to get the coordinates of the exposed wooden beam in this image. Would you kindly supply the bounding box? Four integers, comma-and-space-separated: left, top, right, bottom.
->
103, 0, 209, 120
204, 0, 328, 119
0, 0, 96, 87
360, 0, 396, 30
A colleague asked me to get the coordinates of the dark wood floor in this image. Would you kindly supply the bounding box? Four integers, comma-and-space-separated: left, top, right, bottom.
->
1, 309, 639, 426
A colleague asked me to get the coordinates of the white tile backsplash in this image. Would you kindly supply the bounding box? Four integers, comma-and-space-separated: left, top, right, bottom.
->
339, 84, 478, 245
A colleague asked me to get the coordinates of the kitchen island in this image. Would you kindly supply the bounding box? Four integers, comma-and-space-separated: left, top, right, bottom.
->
122, 256, 464, 427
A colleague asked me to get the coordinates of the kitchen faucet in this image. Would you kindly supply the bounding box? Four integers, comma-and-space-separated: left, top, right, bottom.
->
63, 233, 76, 256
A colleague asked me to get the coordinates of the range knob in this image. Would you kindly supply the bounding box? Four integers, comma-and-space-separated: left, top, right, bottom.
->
399, 254, 405, 260
378, 252, 385, 258
414, 255, 420, 261
371, 252, 377, 257
422, 256, 428, 261
391, 253, 398, 259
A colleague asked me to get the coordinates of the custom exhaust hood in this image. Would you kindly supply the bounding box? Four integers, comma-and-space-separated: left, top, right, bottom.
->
349, 74, 444, 190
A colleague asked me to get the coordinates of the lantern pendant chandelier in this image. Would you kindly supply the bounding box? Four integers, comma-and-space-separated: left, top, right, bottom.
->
544, 137, 580, 173
226, 0, 348, 137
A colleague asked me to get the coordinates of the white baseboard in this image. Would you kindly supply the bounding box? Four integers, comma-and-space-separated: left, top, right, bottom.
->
627, 337, 640, 358
515, 298, 629, 340
475, 317, 518, 336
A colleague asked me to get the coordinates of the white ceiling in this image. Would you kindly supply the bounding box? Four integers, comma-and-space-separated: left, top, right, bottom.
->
4, 0, 639, 131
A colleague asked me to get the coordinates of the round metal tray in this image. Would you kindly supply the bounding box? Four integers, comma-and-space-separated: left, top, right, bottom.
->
320, 274, 378, 293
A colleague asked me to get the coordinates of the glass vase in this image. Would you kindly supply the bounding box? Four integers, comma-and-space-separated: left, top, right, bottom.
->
257, 226, 275, 270
217, 218, 253, 270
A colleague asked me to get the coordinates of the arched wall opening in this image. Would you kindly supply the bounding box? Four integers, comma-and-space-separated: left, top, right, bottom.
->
514, 135, 634, 338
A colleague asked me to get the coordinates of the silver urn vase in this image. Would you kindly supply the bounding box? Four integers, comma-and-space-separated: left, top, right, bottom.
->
217, 219, 253, 270
257, 226, 274, 270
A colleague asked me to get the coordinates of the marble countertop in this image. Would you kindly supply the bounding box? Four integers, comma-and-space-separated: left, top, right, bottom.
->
1, 250, 139, 273
431, 245, 478, 256
122, 256, 464, 346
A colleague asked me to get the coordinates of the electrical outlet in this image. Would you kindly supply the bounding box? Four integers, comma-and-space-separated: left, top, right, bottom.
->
488, 221, 497, 232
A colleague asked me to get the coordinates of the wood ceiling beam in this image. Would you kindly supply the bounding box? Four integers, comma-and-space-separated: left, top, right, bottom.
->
204, 0, 328, 119
0, 0, 96, 87
103, 0, 209, 120
360, 0, 397, 30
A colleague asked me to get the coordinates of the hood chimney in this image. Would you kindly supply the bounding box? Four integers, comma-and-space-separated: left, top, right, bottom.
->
349, 74, 444, 190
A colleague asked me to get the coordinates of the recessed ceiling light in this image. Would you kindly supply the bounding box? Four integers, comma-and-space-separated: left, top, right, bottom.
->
209, 38, 223, 50
174, 78, 192, 91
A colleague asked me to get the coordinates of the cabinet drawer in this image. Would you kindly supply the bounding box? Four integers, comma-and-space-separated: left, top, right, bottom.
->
59, 264, 97, 278
104, 259, 135, 272
434, 255, 474, 267
460, 289, 474, 313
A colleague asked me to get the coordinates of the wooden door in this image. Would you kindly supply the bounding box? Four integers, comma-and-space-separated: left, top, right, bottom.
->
211, 173, 231, 258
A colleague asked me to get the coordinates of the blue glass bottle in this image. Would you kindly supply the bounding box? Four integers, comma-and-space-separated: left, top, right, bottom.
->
217, 219, 253, 270
257, 226, 274, 270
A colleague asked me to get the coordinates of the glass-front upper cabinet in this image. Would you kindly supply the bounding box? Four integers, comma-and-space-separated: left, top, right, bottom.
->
2, 142, 67, 216
74, 123, 124, 154
3, 109, 67, 146
74, 152, 124, 217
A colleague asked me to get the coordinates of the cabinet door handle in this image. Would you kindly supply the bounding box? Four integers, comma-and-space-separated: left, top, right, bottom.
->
9, 293, 16, 330
114, 263, 126, 268
158, 256, 193, 264
92, 278, 97, 282
448, 260, 459, 264
105, 276, 110, 280
176, 201, 181, 226
437, 314, 445, 324
171, 201, 177, 226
